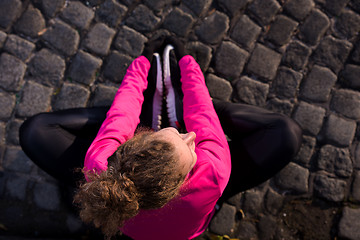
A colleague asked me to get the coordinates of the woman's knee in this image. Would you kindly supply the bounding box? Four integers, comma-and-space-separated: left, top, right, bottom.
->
19, 113, 51, 146
275, 115, 303, 157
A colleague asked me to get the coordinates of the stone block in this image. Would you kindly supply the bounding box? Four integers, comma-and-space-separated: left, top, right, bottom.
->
272, 66, 302, 99
195, 11, 229, 44
84, 23, 116, 56
33, 182, 60, 211
60, 1, 94, 30
313, 175, 346, 202
248, 0, 281, 25
125, 4, 160, 33
163, 8, 194, 37
5, 174, 28, 201
258, 215, 277, 240
0, 0, 22, 29
0, 92, 15, 120
0, 53, 26, 91
0, 31, 6, 49
104, 51, 133, 83
300, 65, 337, 102
230, 15, 261, 50
218, 0, 250, 17
294, 135, 316, 166
3, 146, 33, 173
355, 143, 360, 169
266, 98, 294, 116
209, 203, 236, 235
338, 207, 360, 240
313, 36, 353, 74
182, 0, 212, 16
293, 101, 325, 135
352, 171, 360, 201
92, 84, 117, 107
265, 188, 284, 215
0, 122, 5, 143
144, 0, 172, 15
334, 9, 360, 39
6, 119, 23, 145
330, 89, 360, 120
352, 40, 360, 63
96, 0, 127, 27
68, 50, 102, 86
42, 20, 79, 56
283, 40, 312, 70
324, 0, 350, 16
54, 83, 90, 110
246, 44, 282, 81
284, 0, 315, 20
186, 41, 212, 72
299, 9, 330, 45
235, 76, 269, 106
235, 220, 258, 239
341, 64, 360, 89
275, 162, 309, 193
324, 114, 356, 147
85, 0, 105, 6
266, 15, 298, 46
114, 26, 147, 57
215, 41, 249, 79
243, 190, 263, 216
205, 74, 232, 101
28, 48, 66, 86
350, 0, 360, 13
16, 80, 53, 117
14, 4, 45, 38
40, 0, 66, 18
318, 144, 352, 178
4, 34, 35, 61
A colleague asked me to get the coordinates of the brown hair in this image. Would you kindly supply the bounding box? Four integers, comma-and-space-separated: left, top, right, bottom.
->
74, 131, 186, 238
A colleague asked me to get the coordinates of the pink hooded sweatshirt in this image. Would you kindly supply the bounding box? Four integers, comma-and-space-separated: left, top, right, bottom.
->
84, 55, 231, 239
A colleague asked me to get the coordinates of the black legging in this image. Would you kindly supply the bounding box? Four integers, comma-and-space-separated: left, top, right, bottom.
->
19, 100, 302, 199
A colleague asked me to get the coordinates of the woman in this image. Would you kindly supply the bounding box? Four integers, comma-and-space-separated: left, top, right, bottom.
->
20, 37, 302, 239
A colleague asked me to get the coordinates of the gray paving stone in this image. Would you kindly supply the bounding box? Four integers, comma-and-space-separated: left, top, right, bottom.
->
0, 31, 6, 49
266, 98, 294, 116
33, 182, 61, 211
205, 74, 232, 101
294, 135, 316, 166
355, 143, 360, 169
14, 4, 45, 38
293, 101, 326, 135
230, 15, 261, 50
4, 35, 36, 62
313, 36, 353, 74
144, 0, 172, 15
235, 220, 258, 239
0, 169, 6, 197
0, 92, 15, 120
318, 144, 352, 178
218, 0, 250, 17
324, 114, 356, 147
299, 9, 330, 45
352, 40, 360, 63
284, 0, 315, 20
323, 0, 350, 16
40, 0, 66, 18
275, 162, 309, 193
215, 41, 249, 79
0, 0, 22, 30
85, 0, 105, 6
300, 65, 337, 102
330, 89, 360, 120
104, 51, 133, 83
16, 80, 53, 117
272, 67, 302, 99
243, 190, 263, 216
0, 53, 26, 91
5, 174, 28, 201
248, 0, 281, 25
28, 48, 66, 86
114, 26, 147, 57
60, 1, 94, 30
3, 146, 33, 173
186, 41, 212, 72
0, 122, 5, 143
42, 20, 79, 56
84, 23, 116, 56
235, 76, 269, 106
258, 215, 277, 240
6, 119, 23, 145
68, 50, 102, 86
352, 171, 360, 201
209, 203, 236, 235
338, 207, 360, 240
283, 40, 312, 71
195, 11, 229, 44
92, 84, 117, 107
314, 175, 346, 202
182, 0, 212, 16
125, 4, 161, 33
246, 44, 282, 81
265, 188, 284, 215
54, 83, 90, 110
266, 15, 298, 46
334, 9, 360, 39
96, 0, 127, 28
66, 214, 83, 233
350, 0, 360, 13
341, 64, 360, 89
163, 8, 194, 37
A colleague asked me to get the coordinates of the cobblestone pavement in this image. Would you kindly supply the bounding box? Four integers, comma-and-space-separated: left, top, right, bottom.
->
1, 0, 360, 239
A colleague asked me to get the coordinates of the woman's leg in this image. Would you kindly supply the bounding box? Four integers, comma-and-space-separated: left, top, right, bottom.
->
212, 100, 303, 199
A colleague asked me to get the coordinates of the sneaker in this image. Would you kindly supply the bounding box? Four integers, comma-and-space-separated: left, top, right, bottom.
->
162, 45, 185, 132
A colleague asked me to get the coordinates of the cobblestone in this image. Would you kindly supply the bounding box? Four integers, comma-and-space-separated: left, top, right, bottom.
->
28, 48, 66, 87
209, 203, 236, 235
3, 146, 33, 173
314, 175, 346, 202
284, 0, 315, 20
0, 0, 22, 30
218, 0, 250, 17
144, 0, 172, 15
243, 190, 263, 216
205, 74, 232, 101
5, 173, 28, 201
323, 0, 350, 16
182, 0, 212, 16
92, 84, 117, 107
235, 220, 258, 239
323, 114, 356, 147
246, 44, 282, 81
40, 0, 65, 18
54, 83, 90, 110
6, 119, 23, 145
299, 9, 330, 45
163, 8, 194, 37
84, 23, 116, 56
0, 53, 26, 92
195, 11, 229, 44
4, 35, 35, 62
16, 80, 53, 117
230, 15, 261, 50
0, 31, 6, 49
60, 1, 94, 30
352, 40, 360, 63
300, 65, 337, 102
330, 89, 360, 120
338, 207, 360, 240
294, 136, 316, 166
14, 4, 45, 39
341, 64, 360, 90
355, 143, 360, 169
266, 15, 298, 46
283, 40, 312, 71
96, 0, 127, 28
68, 50, 102, 86
33, 181, 60, 211
266, 98, 294, 116
248, 0, 281, 25
125, 4, 161, 33
186, 41, 212, 72
258, 215, 277, 240
350, 0, 360, 13
235, 76, 269, 106
271, 66, 302, 99
0, 92, 15, 120
0, 122, 5, 143
318, 144, 353, 178
293, 101, 326, 135
352, 171, 360, 201
104, 51, 133, 83
275, 162, 309, 194
265, 188, 284, 215
114, 26, 147, 57
334, 9, 360, 39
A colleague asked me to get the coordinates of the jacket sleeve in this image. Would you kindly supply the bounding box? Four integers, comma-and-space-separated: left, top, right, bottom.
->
84, 56, 150, 177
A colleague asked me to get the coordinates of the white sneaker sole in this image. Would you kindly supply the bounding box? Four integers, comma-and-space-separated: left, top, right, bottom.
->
152, 53, 163, 131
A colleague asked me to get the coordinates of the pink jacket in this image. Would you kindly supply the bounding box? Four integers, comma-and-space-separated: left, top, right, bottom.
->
84, 55, 231, 239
